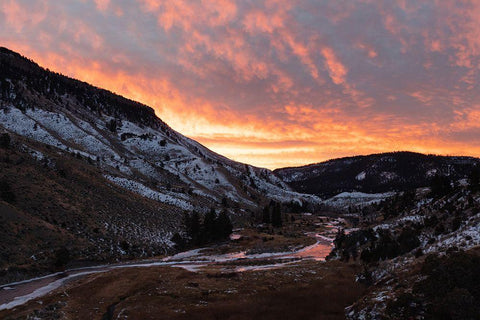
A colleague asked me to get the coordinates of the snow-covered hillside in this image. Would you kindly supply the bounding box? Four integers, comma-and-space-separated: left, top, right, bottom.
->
0, 47, 321, 215
0, 104, 321, 212
328, 185, 480, 319
323, 191, 395, 210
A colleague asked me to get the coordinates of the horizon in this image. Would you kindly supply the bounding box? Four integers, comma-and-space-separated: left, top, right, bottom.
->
2, 1, 480, 169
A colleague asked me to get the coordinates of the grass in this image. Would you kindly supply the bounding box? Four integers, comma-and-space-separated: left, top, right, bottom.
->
1, 260, 365, 320
0, 214, 362, 319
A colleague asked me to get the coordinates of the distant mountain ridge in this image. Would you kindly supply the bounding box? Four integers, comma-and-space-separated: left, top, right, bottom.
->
274, 151, 480, 198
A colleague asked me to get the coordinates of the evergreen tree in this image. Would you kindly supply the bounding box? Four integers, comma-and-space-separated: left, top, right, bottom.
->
171, 232, 186, 251
184, 211, 201, 245
271, 202, 283, 227
106, 119, 117, 132
430, 174, 451, 197
262, 205, 270, 224
0, 179, 15, 203
216, 210, 233, 239
54, 247, 71, 269
0, 133, 10, 148
203, 208, 217, 242
469, 168, 480, 192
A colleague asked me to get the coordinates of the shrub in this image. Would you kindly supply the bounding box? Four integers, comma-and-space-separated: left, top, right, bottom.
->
106, 119, 117, 133
0, 133, 10, 148
431, 288, 480, 319
171, 232, 186, 251
397, 227, 420, 254
415, 252, 480, 318
386, 292, 422, 319
430, 175, 452, 197
54, 247, 71, 269
0, 179, 15, 203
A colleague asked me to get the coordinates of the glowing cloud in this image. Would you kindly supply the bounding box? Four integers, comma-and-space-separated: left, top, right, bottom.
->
321, 47, 347, 85
1, 0, 480, 169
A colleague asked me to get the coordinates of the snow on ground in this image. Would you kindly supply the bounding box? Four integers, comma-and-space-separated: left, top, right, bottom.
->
398, 215, 424, 224
0, 270, 105, 311
122, 136, 167, 159
191, 189, 219, 202
324, 191, 395, 209
0, 107, 114, 163
23, 146, 44, 161
176, 158, 232, 190
244, 166, 322, 205
75, 117, 109, 143
0, 107, 65, 148
373, 215, 424, 231
0, 105, 324, 212
424, 214, 480, 254
380, 171, 397, 181
26, 108, 116, 157
356, 171, 366, 181
128, 158, 162, 179
105, 175, 193, 210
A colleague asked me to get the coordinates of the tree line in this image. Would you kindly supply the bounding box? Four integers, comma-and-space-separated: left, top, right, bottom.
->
261, 200, 283, 227
171, 208, 233, 250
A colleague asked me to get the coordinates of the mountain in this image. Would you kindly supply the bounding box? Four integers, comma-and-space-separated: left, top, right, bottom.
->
0, 47, 319, 281
274, 152, 480, 198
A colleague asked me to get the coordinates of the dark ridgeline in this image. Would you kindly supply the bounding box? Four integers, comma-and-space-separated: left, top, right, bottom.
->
274, 151, 480, 197
0, 47, 164, 130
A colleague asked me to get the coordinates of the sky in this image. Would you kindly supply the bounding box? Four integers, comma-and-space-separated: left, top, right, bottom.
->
1, 0, 480, 169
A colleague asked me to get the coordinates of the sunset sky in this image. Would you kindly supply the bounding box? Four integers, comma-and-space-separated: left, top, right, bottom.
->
1, 0, 480, 169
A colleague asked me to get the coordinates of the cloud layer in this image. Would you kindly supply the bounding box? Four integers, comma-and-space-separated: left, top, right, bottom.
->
1, 0, 480, 168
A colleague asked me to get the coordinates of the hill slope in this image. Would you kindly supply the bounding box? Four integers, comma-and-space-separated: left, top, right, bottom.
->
274, 152, 480, 198
0, 47, 319, 280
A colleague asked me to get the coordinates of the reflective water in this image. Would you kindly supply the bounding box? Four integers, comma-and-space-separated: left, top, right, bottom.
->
0, 222, 337, 310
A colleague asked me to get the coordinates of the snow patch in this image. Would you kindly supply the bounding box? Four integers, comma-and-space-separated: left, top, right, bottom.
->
356, 171, 366, 181
105, 175, 193, 210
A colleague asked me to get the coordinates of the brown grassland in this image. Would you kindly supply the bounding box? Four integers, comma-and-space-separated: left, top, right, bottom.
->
1, 259, 365, 320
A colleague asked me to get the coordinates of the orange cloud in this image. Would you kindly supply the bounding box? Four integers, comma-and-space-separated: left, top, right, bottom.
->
3, 1, 480, 169
94, 0, 110, 11
355, 42, 378, 58
321, 47, 347, 85
1, 0, 47, 33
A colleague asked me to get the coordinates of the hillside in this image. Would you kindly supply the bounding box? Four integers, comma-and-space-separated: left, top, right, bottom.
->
327, 178, 480, 319
0, 47, 319, 281
274, 152, 480, 198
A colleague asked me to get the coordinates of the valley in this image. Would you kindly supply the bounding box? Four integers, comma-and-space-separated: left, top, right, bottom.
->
0, 215, 364, 319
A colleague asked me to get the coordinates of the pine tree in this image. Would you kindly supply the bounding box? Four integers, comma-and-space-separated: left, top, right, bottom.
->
184, 211, 201, 245
430, 175, 451, 197
469, 168, 480, 192
262, 205, 270, 224
0, 179, 15, 203
203, 208, 217, 242
171, 232, 186, 251
0, 133, 10, 148
216, 210, 233, 239
271, 202, 282, 227
106, 119, 117, 133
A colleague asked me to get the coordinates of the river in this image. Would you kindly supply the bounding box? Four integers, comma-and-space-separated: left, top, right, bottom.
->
0, 233, 333, 311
